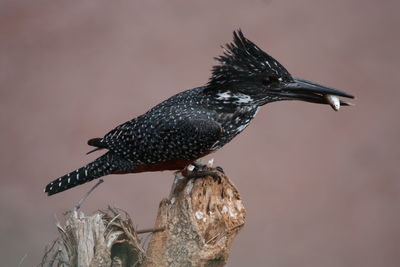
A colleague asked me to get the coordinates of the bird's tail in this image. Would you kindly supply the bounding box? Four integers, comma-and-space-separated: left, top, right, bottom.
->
44, 152, 131, 196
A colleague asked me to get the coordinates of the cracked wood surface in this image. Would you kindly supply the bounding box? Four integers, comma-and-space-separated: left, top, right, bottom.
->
144, 169, 246, 266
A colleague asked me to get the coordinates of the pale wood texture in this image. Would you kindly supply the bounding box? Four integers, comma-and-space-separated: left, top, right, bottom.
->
40, 168, 246, 267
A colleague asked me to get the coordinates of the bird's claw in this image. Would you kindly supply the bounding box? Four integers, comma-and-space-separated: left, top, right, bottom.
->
208, 171, 222, 184
183, 163, 222, 184
215, 166, 224, 174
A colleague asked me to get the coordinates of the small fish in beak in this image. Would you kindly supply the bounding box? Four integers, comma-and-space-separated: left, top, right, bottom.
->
324, 94, 341, 111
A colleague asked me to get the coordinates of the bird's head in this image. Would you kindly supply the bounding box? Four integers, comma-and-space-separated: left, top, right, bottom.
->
205, 30, 354, 110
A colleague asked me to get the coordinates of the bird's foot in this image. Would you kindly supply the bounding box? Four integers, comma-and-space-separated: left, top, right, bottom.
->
192, 160, 225, 174
183, 161, 223, 183
184, 169, 221, 183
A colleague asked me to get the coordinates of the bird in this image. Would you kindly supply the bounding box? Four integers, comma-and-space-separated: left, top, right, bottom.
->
44, 30, 354, 196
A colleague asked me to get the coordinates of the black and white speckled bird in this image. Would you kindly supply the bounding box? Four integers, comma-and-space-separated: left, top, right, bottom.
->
44, 30, 354, 196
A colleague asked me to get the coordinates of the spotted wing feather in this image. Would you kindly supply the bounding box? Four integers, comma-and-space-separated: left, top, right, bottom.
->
103, 115, 223, 164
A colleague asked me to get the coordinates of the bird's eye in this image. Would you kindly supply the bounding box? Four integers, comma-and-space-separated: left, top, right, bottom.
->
262, 77, 271, 86
262, 76, 280, 87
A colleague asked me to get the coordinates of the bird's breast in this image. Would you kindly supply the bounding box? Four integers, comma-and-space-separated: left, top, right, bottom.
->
211, 105, 260, 149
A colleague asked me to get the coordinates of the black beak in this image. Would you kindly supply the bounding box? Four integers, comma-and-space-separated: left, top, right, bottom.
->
279, 77, 354, 107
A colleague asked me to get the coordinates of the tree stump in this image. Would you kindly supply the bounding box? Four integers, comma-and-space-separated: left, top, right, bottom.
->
40, 168, 246, 267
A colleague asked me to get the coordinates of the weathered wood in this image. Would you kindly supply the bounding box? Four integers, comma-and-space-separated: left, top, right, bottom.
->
40, 207, 145, 267
144, 170, 246, 266
40, 168, 246, 267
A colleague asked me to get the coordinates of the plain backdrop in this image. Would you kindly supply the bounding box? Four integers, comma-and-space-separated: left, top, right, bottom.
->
1, 1, 399, 266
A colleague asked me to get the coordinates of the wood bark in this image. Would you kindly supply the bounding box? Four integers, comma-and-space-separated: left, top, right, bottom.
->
40, 168, 246, 267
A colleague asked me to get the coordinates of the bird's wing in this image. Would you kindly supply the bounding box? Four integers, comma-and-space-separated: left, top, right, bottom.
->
102, 114, 223, 163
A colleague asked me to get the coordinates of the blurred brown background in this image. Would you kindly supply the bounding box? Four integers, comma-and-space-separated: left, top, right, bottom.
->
1, 0, 399, 266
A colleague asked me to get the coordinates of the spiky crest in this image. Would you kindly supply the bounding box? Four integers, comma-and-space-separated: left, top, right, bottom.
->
207, 30, 292, 90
